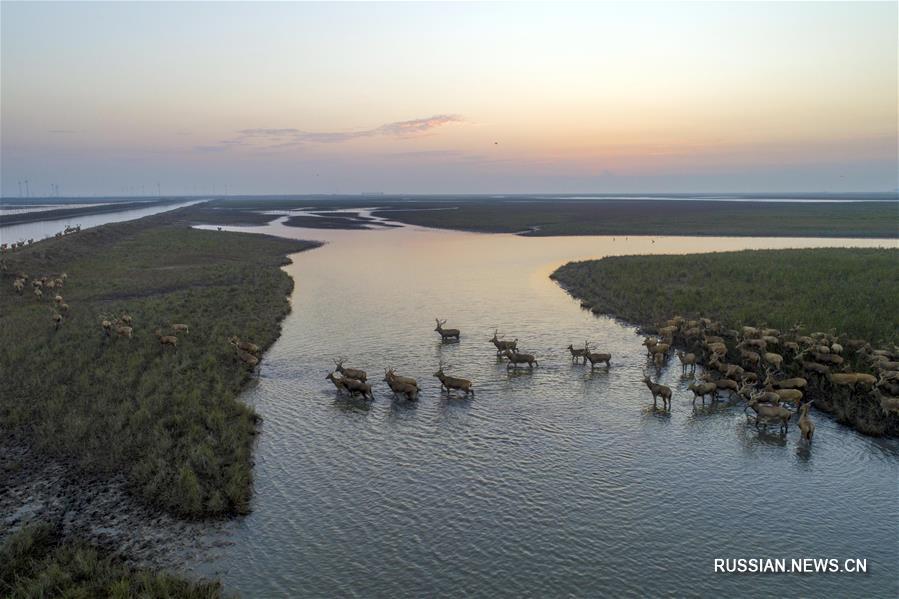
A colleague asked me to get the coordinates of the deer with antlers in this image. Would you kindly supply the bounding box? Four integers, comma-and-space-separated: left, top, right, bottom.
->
567, 341, 589, 363
384, 368, 419, 401
642, 371, 672, 410
490, 329, 518, 355
434, 362, 474, 396
434, 318, 460, 341
334, 357, 367, 382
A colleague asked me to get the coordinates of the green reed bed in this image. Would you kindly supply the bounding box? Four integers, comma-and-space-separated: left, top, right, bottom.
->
551, 248, 899, 345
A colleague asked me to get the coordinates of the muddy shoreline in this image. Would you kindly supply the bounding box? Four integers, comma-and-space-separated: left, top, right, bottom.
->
0, 434, 234, 575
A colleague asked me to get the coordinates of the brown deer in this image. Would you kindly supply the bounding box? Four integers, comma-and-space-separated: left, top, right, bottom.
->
172, 323, 190, 334
763, 368, 807, 391
798, 401, 815, 442
435, 318, 460, 341
586, 347, 612, 368
114, 324, 133, 339
235, 346, 259, 367
567, 341, 589, 363
229, 336, 259, 354
503, 349, 538, 369
383, 369, 418, 401
326, 371, 349, 394
676, 351, 697, 374
338, 374, 373, 399
747, 395, 791, 434
688, 381, 717, 404
52, 312, 63, 330
490, 330, 518, 355
384, 368, 418, 389
155, 329, 177, 349
334, 358, 367, 382
434, 364, 474, 396
642, 372, 672, 410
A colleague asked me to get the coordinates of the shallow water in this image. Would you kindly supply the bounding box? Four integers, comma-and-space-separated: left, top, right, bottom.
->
185, 222, 896, 597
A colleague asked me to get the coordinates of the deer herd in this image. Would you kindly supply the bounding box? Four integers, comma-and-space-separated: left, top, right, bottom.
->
321, 315, 899, 445
7, 257, 898, 444
8, 267, 261, 369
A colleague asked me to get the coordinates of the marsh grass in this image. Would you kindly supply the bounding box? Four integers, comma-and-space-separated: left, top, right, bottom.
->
0, 208, 317, 517
208, 197, 899, 238
0, 524, 222, 598
551, 248, 899, 344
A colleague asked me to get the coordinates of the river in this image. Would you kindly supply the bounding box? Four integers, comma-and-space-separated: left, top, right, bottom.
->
186, 217, 897, 598
0, 199, 205, 244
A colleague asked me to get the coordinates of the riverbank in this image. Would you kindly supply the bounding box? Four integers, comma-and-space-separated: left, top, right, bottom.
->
0, 205, 318, 518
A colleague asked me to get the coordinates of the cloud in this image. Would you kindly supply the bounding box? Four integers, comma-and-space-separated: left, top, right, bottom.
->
203, 115, 463, 152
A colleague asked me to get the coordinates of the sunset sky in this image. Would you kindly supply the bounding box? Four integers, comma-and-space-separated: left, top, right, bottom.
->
1, 1, 896, 196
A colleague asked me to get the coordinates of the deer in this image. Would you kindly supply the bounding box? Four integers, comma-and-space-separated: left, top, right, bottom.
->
172, 323, 190, 334
490, 330, 518, 355
798, 401, 815, 442
688, 381, 717, 404
341, 376, 373, 399
768, 386, 802, 410
434, 318, 460, 341
503, 349, 538, 369
34, 288, 42, 301
334, 358, 366, 382
114, 324, 133, 339
59, 303, 69, 314
236, 347, 259, 367
326, 371, 349, 394
567, 341, 589, 363
642, 372, 672, 410
747, 394, 792, 434
763, 352, 784, 371
433, 364, 474, 396
676, 351, 697, 374
101, 319, 113, 336
229, 336, 259, 354
384, 368, 418, 389
700, 372, 738, 397
585, 346, 611, 368
763, 368, 807, 391
54, 294, 63, 305
121, 314, 133, 326
52, 312, 63, 330
155, 329, 177, 349
383, 369, 418, 401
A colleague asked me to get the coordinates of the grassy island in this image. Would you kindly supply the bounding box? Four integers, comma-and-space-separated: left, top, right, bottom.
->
0, 207, 318, 517
551, 248, 899, 344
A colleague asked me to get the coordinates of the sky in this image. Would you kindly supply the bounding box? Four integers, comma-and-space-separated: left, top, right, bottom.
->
1, 1, 896, 196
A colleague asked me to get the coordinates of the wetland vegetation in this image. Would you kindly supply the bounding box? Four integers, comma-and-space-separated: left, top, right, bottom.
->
551, 248, 899, 344
0, 206, 318, 517
0, 524, 221, 598
202, 195, 899, 237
